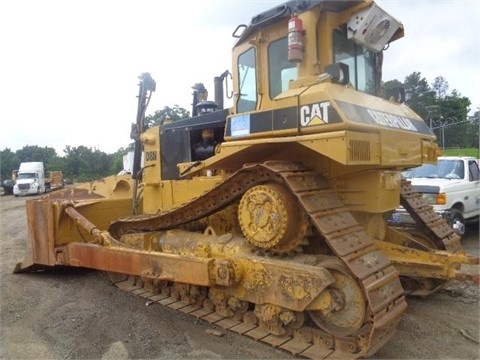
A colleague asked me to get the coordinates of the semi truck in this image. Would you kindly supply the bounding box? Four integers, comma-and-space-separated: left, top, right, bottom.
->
13, 162, 46, 196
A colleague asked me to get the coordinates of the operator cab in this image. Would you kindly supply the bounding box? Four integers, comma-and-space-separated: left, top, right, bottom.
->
155, 0, 406, 180
232, 0, 403, 114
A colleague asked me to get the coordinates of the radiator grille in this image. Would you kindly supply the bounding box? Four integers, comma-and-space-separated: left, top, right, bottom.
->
349, 140, 371, 161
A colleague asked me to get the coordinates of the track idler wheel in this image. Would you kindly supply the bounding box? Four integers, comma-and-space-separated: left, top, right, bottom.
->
238, 183, 309, 253
308, 259, 366, 337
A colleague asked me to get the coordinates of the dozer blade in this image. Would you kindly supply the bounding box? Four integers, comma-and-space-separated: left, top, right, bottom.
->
13, 252, 38, 273
13, 175, 135, 273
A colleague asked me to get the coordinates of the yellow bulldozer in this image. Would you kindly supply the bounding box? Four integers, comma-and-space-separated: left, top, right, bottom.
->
15, 0, 478, 358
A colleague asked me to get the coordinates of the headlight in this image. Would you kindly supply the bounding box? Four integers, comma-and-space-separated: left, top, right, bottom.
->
422, 193, 447, 205
421, 193, 437, 205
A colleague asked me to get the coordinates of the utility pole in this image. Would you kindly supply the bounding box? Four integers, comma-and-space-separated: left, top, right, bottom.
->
425, 105, 440, 129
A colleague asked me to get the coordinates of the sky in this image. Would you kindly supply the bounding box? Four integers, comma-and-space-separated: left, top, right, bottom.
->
1, 0, 479, 156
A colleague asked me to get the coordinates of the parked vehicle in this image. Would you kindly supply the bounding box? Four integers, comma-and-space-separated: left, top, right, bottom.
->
1, 179, 14, 195
391, 156, 480, 235
45, 171, 64, 191
2, 170, 18, 195
13, 162, 46, 196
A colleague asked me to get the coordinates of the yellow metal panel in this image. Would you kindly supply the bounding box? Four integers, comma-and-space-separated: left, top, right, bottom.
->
143, 177, 223, 214
143, 127, 161, 185
299, 131, 380, 166
379, 131, 423, 166
54, 198, 133, 246
299, 132, 348, 165
296, 8, 322, 79
143, 185, 166, 214
169, 178, 223, 207
332, 170, 401, 213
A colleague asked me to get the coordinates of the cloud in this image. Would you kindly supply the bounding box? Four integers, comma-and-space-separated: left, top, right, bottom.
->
379, 0, 480, 110
1, 0, 478, 156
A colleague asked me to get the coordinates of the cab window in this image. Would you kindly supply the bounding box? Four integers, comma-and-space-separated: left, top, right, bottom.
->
237, 47, 257, 113
333, 30, 376, 95
268, 37, 297, 98
469, 160, 480, 181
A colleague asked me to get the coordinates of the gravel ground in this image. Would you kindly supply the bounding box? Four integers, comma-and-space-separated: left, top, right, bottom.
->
1, 192, 479, 359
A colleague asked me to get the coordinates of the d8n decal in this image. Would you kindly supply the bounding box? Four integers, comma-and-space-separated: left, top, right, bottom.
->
145, 151, 157, 162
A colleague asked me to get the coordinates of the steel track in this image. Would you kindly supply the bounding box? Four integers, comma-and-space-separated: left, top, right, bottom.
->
399, 180, 462, 253
109, 161, 407, 358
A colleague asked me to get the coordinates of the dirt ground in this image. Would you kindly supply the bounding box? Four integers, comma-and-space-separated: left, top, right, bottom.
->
1, 192, 479, 360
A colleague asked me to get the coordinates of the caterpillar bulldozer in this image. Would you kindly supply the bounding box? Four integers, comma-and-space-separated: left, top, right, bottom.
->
14, 0, 478, 358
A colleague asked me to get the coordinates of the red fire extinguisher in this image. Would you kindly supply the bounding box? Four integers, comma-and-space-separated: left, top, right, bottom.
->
288, 15, 303, 62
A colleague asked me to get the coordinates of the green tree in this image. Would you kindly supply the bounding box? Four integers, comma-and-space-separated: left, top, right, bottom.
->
384, 72, 475, 149
1, 144, 133, 184
110, 154, 124, 174
63, 145, 90, 181
432, 76, 449, 100
46, 156, 66, 174
402, 72, 436, 120
464, 109, 479, 149
434, 90, 471, 148
383, 79, 403, 90
63, 145, 113, 182
0, 148, 19, 181
15, 145, 59, 171
145, 105, 190, 128
110, 147, 131, 174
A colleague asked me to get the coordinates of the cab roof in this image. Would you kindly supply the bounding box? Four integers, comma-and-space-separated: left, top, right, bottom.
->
235, 0, 364, 45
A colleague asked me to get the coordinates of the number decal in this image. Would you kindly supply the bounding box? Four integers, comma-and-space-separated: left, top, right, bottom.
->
145, 151, 157, 162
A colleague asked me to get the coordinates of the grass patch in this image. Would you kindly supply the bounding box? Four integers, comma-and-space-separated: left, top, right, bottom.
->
441, 148, 479, 157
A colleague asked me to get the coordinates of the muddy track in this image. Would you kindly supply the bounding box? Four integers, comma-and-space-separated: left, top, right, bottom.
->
109, 161, 407, 358
1, 181, 479, 359
399, 180, 461, 252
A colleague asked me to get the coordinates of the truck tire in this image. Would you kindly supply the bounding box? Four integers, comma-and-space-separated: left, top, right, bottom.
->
448, 209, 466, 236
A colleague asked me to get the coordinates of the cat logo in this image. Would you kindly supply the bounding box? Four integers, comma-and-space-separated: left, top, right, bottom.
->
300, 101, 331, 127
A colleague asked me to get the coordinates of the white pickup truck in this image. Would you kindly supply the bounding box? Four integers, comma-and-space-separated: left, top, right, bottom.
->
392, 156, 480, 235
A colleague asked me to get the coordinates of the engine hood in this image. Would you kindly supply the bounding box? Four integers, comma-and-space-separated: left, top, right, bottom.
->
408, 178, 464, 187
408, 177, 466, 194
